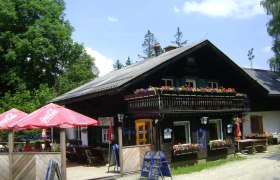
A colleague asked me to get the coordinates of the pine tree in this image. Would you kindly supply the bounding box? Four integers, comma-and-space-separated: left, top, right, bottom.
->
113, 60, 124, 69
171, 27, 188, 47
125, 56, 132, 66
139, 30, 158, 59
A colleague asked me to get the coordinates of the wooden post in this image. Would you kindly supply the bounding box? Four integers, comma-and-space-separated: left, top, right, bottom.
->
118, 127, 123, 176
8, 132, 14, 180
60, 129, 67, 180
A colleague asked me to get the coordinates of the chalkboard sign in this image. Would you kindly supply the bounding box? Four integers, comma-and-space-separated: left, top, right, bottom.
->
140, 150, 153, 178
140, 151, 172, 180
196, 129, 206, 148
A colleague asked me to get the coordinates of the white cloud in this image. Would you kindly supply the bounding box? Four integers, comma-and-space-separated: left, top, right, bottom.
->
182, 0, 265, 19
107, 16, 118, 22
263, 45, 272, 53
173, 6, 180, 13
85, 47, 114, 77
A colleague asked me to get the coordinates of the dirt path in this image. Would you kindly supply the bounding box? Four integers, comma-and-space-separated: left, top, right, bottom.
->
174, 145, 280, 180
117, 145, 280, 180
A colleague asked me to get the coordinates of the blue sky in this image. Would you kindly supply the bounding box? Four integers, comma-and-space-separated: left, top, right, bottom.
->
64, 0, 273, 76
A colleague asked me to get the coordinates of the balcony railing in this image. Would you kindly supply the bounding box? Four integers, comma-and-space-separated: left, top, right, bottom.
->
124, 91, 250, 113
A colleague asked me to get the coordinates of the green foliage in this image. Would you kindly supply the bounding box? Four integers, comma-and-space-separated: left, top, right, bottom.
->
0, 0, 95, 112
261, 0, 280, 75
0, 84, 56, 113
113, 59, 124, 69
171, 27, 188, 47
139, 30, 158, 59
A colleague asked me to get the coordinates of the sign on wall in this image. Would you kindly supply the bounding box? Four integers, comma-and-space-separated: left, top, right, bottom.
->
98, 117, 114, 126
196, 129, 206, 148
163, 128, 172, 139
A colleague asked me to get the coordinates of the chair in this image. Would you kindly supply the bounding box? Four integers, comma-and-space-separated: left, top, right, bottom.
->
85, 149, 98, 166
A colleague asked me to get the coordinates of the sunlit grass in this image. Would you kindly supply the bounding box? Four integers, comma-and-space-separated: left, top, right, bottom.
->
171, 156, 246, 175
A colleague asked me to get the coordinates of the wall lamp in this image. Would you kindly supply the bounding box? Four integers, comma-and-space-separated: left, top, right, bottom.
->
117, 113, 124, 122
200, 117, 208, 124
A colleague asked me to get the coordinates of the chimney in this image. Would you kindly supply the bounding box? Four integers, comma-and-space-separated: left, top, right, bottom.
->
154, 43, 161, 56
164, 45, 177, 52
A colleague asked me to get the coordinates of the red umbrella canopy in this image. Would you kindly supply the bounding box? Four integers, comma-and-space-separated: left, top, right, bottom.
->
8, 103, 98, 130
0, 108, 28, 130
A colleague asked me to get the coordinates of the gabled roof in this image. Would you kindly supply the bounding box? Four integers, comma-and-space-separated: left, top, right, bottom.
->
52, 39, 209, 103
242, 68, 280, 96
52, 39, 280, 104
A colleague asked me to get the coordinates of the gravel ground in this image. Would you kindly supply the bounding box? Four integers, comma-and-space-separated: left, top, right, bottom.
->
117, 145, 280, 180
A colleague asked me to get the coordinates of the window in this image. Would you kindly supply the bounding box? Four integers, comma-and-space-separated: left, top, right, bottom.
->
74, 126, 81, 140
208, 82, 218, 89
209, 119, 223, 140
250, 115, 263, 133
174, 121, 190, 144
102, 128, 114, 143
161, 79, 173, 86
185, 79, 196, 88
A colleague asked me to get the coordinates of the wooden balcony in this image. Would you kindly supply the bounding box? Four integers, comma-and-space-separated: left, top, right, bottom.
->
124, 91, 250, 113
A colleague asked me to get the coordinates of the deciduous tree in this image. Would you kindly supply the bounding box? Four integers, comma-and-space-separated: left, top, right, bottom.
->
261, 0, 280, 75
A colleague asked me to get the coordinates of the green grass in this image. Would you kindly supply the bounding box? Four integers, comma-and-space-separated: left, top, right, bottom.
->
171, 156, 246, 175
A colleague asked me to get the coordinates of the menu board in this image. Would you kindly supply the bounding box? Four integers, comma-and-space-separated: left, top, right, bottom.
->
140, 151, 153, 178
196, 129, 206, 148
140, 150, 172, 180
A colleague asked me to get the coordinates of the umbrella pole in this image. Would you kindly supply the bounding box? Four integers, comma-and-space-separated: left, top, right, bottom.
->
51, 127, 54, 144
60, 129, 67, 180
8, 131, 14, 180
107, 141, 111, 172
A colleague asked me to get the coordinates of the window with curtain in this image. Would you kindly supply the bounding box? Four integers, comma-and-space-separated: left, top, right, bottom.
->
174, 121, 190, 144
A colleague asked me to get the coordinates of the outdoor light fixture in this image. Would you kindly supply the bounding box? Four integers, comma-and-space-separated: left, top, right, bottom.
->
227, 124, 233, 133
200, 117, 208, 124
117, 113, 124, 122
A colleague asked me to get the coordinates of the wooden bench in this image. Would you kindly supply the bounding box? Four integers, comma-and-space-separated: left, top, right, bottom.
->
236, 139, 268, 154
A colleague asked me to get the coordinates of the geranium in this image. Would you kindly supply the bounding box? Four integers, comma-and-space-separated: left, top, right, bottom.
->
245, 132, 272, 138
172, 143, 202, 155
209, 139, 232, 150
133, 85, 237, 95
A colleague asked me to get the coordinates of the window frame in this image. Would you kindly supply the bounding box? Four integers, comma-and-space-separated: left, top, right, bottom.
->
208, 81, 218, 89
173, 121, 191, 144
161, 78, 174, 87
102, 128, 114, 143
185, 79, 196, 88
209, 119, 223, 140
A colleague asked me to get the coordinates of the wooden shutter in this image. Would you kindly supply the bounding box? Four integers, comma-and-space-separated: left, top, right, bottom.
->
250, 115, 263, 133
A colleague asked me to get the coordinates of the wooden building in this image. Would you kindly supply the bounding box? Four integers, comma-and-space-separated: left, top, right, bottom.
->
52, 39, 280, 172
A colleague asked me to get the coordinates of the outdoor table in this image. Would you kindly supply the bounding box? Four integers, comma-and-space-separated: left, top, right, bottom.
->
235, 139, 268, 154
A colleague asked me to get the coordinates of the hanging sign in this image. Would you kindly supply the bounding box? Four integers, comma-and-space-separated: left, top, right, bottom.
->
163, 128, 172, 139
98, 117, 114, 126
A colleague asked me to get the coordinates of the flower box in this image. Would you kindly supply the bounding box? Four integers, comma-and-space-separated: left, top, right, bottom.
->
172, 143, 201, 156
209, 139, 232, 150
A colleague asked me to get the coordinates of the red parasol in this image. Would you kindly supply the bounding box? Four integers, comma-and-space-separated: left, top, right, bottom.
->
107, 120, 113, 142
0, 108, 28, 130
8, 103, 98, 129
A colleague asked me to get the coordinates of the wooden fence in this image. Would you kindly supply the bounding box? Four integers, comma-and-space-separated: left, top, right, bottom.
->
0, 152, 61, 180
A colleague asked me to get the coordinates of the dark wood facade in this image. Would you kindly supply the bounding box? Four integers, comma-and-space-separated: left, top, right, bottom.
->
54, 40, 274, 165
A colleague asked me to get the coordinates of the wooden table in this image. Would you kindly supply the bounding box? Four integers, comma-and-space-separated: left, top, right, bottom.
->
235, 139, 268, 154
